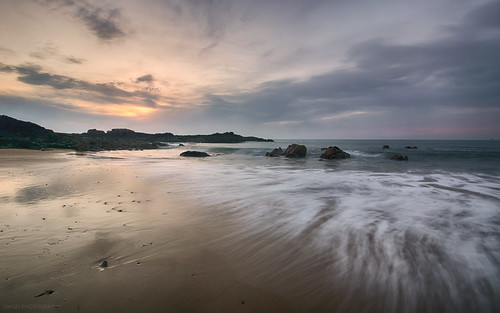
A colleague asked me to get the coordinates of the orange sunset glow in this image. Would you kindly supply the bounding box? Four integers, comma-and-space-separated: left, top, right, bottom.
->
1, 0, 499, 139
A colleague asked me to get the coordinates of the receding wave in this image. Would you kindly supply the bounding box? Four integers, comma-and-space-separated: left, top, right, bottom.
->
93, 140, 500, 312
141, 158, 500, 313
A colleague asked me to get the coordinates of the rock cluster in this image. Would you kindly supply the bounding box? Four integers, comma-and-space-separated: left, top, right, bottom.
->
266, 144, 307, 158
266, 144, 351, 160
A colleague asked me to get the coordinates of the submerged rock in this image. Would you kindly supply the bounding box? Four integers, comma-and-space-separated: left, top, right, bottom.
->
320, 146, 350, 159
284, 144, 307, 158
405, 146, 418, 149
391, 154, 408, 161
265, 147, 284, 157
180, 151, 210, 157
382, 145, 390, 149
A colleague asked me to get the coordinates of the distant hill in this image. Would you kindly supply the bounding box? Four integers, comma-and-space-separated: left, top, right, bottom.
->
0, 115, 273, 151
0, 115, 54, 136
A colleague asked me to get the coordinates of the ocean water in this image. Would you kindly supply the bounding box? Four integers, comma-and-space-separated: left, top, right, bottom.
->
99, 139, 500, 312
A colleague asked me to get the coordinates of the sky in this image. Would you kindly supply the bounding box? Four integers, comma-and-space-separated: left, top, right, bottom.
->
0, 0, 499, 139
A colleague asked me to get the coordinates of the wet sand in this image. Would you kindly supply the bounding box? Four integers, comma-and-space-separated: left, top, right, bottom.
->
4, 149, 497, 313
0, 149, 303, 313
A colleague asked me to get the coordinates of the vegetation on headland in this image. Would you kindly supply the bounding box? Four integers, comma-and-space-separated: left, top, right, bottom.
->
0, 115, 273, 151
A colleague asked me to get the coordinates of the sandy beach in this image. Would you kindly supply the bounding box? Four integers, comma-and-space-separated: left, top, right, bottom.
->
0, 149, 307, 313
1, 147, 499, 313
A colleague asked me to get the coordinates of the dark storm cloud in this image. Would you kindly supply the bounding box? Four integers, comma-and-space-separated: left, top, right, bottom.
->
76, 6, 125, 40
37, 0, 127, 41
1, 63, 83, 90
0, 63, 15, 73
0, 62, 158, 106
135, 74, 155, 83
200, 1, 500, 132
0, 94, 81, 112
0, 95, 132, 133
464, 0, 500, 29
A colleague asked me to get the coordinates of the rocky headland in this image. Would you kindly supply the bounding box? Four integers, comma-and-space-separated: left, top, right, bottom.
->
0, 115, 273, 151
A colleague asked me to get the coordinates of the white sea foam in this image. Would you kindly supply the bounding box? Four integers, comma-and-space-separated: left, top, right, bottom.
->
344, 149, 382, 158
98, 142, 500, 312
143, 157, 500, 312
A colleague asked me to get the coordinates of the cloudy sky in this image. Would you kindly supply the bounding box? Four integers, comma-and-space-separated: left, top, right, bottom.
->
1, 0, 499, 139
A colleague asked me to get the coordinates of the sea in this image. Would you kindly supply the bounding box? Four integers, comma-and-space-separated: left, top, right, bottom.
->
99, 139, 500, 313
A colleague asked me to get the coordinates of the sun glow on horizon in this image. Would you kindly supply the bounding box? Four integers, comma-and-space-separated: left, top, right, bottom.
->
64, 100, 157, 117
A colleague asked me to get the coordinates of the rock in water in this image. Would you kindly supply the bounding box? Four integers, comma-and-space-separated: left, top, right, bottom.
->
390, 154, 408, 161
265, 147, 284, 157
382, 145, 390, 149
180, 151, 210, 157
405, 146, 418, 149
320, 146, 350, 159
284, 144, 307, 158
100, 260, 108, 268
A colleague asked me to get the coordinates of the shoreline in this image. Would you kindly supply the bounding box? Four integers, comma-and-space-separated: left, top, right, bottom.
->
1, 148, 499, 312
0, 149, 297, 312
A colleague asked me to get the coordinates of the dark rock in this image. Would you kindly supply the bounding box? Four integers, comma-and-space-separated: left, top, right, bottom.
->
405, 146, 418, 149
391, 154, 408, 161
178, 143, 184, 146
265, 147, 284, 157
180, 151, 210, 157
106, 128, 136, 136
382, 145, 390, 149
87, 129, 105, 136
100, 260, 108, 268
284, 144, 307, 158
35, 289, 55, 297
320, 146, 350, 159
